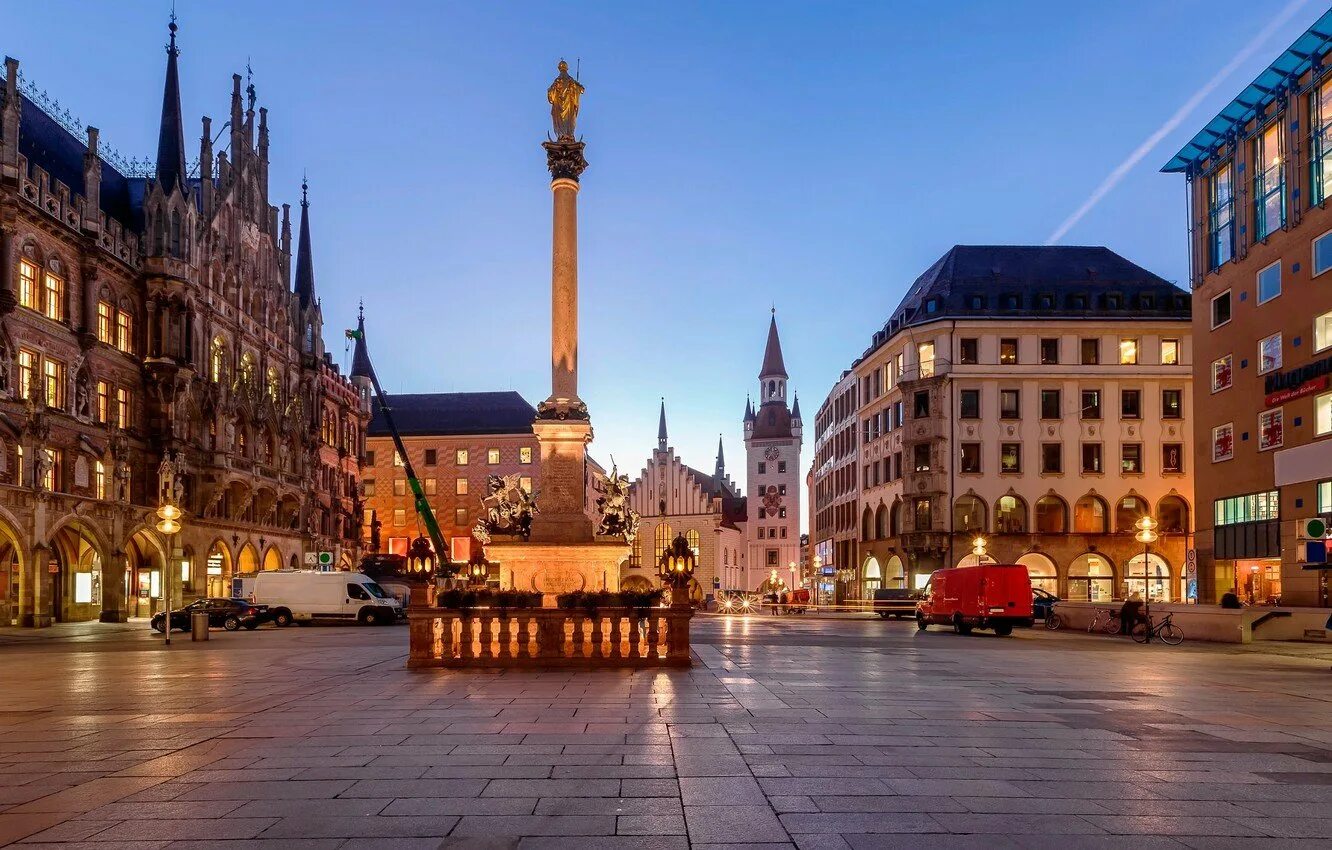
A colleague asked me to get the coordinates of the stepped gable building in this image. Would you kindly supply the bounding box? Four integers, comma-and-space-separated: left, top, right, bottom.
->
1162, 10, 1332, 607
0, 20, 365, 627
744, 311, 803, 591
816, 244, 1193, 602
625, 400, 745, 599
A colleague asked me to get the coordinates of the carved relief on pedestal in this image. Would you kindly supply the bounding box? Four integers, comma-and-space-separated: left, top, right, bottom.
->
531, 564, 586, 594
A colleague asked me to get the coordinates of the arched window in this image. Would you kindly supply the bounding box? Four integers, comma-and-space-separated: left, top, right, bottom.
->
169, 209, 181, 258
1068, 553, 1115, 601
686, 528, 700, 555
654, 523, 673, 559
210, 337, 226, 383
874, 504, 888, 539
1125, 552, 1171, 601
1017, 552, 1058, 594
239, 352, 256, 388
953, 495, 987, 533
1158, 495, 1189, 534
995, 495, 1027, 533
304, 324, 315, 354
267, 367, 280, 402
768, 380, 776, 399
1073, 495, 1108, 533
1115, 495, 1150, 533
861, 507, 873, 541
1034, 496, 1068, 534
890, 500, 903, 537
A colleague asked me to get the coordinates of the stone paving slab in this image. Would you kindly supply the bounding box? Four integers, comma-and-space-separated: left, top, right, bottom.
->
0, 617, 1330, 846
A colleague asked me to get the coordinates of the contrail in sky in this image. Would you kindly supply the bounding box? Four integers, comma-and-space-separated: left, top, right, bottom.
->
1046, 0, 1312, 245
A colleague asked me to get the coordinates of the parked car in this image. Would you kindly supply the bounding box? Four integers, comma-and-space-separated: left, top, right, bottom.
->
239, 570, 403, 625
150, 597, 270, 633
1032, 588, 1059, 621
916, 564, 1034, 636
873, 588, 920, 619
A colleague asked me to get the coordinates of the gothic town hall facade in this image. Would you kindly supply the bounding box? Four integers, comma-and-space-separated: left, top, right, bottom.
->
0, 22, 365, 626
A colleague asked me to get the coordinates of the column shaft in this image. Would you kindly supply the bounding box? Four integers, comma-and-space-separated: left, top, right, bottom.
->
550, 179, 579, 403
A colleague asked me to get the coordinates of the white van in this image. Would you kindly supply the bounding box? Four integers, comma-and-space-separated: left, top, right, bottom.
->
241, 571, 402, 626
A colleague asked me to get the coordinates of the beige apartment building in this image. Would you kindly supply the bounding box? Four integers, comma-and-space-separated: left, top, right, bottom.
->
848, 246, 1194, 602
810, 370, 860, 602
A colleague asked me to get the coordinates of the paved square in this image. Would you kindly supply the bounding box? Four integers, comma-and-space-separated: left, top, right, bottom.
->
0, 616, 1330, 848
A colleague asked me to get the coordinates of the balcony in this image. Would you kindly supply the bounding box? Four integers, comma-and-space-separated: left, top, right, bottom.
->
901, 418, 947, 443
898, 359, 953, 384
902, 469, 947, 495
898, 530, 950, 555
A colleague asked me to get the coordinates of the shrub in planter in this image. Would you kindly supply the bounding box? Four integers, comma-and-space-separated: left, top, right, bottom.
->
437, 589, 541, 611
556, 589, 665, 613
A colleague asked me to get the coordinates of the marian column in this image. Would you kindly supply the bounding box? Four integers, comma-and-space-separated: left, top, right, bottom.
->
532, 61, 593, 543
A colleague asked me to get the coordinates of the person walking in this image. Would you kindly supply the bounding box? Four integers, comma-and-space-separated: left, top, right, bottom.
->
1119, 591, 1144, 636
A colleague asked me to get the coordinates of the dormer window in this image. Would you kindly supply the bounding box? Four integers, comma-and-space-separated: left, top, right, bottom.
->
1105, 293, 1122, 310
925, 298, 938, 314
1037, 293, 1055, 310
1069, 293, 1088, 310
968, 294, 985, 310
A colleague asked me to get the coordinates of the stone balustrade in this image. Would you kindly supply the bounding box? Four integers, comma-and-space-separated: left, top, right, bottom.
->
407, 605, 693, 668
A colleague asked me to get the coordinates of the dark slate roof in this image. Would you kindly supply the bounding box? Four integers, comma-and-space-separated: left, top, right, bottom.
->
751, 402, 794, 439
865, 245, 1190, 359
17, 97, 140, 231
721, 495, 747, 530
686, 466, 723, 500
368, 391, 536, 437
760, 313, 788, 378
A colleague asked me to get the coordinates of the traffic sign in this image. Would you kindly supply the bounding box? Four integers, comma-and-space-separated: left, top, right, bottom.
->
317, 551, 334, 567
1300, 518, 1328, 540
303, 552, 318, 566
1301, 540, 1328, 565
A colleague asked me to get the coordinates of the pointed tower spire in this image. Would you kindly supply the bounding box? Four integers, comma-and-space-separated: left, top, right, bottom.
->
154, 14, 188, 196
349, 302, 371, 380
744, 395, 755, 422
714, 434, 725, 480
760, 308, 788, 380
294, 177, 315, 308
657, 398, 668, 451
792, 393, 802, 421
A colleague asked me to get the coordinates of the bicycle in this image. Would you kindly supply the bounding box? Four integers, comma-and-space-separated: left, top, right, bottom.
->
1131, 612, 1184, 645
1087, 608, 1123, 635
1044, 610, 1063, 630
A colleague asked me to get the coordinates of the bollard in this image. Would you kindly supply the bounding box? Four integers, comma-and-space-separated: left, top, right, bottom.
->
191, 611, 210, 641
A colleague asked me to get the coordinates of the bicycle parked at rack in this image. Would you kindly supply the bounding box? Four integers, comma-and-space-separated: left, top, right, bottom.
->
1131, 612, 1184, 645
1087, 608, 1122, 635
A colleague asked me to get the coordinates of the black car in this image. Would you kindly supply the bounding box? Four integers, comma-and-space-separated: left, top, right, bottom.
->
150, 598, 270, 633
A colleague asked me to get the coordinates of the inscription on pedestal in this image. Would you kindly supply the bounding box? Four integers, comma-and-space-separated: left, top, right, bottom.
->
532, 564, 586, 594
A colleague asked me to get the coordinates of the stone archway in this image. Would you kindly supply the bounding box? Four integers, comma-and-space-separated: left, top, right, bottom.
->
47, 516, 111, 625
237, 543, 260, 575
1017, 552, 1058, 595
862, 556, 882, 598
206, 539, 233, 598
126, 526, 168, 619
262, 546, 282, 572
0, 507, 25, 626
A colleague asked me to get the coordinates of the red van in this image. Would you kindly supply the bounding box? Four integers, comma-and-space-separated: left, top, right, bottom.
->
916, 564, 1034, 636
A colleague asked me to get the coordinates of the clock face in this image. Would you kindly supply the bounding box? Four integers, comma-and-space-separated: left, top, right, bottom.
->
764, 446, 780, 461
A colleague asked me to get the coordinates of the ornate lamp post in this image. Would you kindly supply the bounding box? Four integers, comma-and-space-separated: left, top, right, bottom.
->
155, 500, 182, 646
467, 551, 491, 587
1134, 515, 1159, 641
406, 535, 436, 577
657, 532, 696, 607
971, 536, 987, 566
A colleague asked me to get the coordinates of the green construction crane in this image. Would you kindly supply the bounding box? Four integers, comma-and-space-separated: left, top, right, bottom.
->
346, 320, 453, 575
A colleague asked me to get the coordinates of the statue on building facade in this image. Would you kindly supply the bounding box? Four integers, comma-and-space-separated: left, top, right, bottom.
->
547, 60, 584, 140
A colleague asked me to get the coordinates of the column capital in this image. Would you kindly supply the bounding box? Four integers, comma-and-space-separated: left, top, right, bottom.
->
543, 140, 587, 182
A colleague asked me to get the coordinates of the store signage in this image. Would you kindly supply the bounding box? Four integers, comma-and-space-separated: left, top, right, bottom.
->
1265, 375, 1330, 408
820, 566, 836, 576
1264, 353, 1332, 404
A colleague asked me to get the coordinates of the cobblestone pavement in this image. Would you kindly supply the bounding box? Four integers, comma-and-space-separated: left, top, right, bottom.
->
1, 615, 1331, 848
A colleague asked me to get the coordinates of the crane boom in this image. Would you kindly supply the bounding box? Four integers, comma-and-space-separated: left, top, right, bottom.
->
347, 324, 451, 573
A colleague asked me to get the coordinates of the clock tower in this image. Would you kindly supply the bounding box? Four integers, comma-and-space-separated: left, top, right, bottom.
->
743, 311, 803, 591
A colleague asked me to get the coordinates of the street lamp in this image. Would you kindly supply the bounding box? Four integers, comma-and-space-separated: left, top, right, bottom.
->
812, 554, 823, 608
971, 535, 987, 565
657, 532, 696, 606
1135, 515, 1159, 641
406, 535, 436, 576
467, 551, 490, 586
155, 500, 183, 646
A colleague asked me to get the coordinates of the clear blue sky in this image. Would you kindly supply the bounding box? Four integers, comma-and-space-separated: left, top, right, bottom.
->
7, 1, 1322, 527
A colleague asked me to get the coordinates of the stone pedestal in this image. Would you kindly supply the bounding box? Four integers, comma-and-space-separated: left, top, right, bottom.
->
486, 541, 627, 601
530, 418, 593, 543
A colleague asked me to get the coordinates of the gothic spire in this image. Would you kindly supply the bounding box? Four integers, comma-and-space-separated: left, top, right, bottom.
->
714, 434, 725, 479
657, 398, 668, 450
792, 393, 802, 421
154, 14, 188, 196
294, 177, 315, 308
760, 308, 788, 379
349, 302, 371, 380
744, 395, 755, 422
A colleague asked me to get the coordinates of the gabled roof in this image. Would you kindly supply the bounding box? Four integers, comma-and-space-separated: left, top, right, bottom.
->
1163, 9, 1332, 173
867, 245, 1189, 358
367, 391, 536, 437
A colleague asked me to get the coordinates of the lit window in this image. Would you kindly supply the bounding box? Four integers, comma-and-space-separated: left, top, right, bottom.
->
456, 478, 468, 495
116, 387, 131, 429
18, 260, 37, 310
1211, 291, 1231, 329
424, 478, 437, 496
16, 349, 35, 400
42, 272, 64, 321
1313, 80, 1332, 204
999, 338, 1018, 365
456, 449, 469, 465
1121, 443, 1143, 474
1259, 408, 1284, 452
1257, 261, 1282, 305
362, 479, 376, 496
487, 448, 501, 464
393, 509, 406, 527
1315, 311, 1332, 353
519, 476, 533, 493
43, 358, 65, 408
41, 448, 57, 491
97, 301, 114, 343
1211, 355, 1233, 392
1209, 163, 1234, 269
1317, 392, 1332, 436
96, 381, 109, 423
392, 479, 406, 496
455, 508, 467, 526
999, 443, 1021, 474
1119, 338, 1139, 365
1162, 443, 1183, 474
1258, 333, 1282, 375
210, 337, 226, 383
1212, 423, 1234, 463
519, 446, 533, 464
116, 311, 133, 353
1320, 480, 1332, 515
393, 451, 404, 467
94, 460, 106, 500
1214, 490, 1278, 526
1253, 123, 1285, 240
266, 367, 280, 401
1160, 339, 1179, 365
918, 341, 936, 377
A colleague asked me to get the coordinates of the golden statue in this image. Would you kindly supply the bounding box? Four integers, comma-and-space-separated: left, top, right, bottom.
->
547, 60, 584, 140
